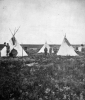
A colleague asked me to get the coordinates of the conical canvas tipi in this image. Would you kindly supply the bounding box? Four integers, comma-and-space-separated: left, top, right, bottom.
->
9, 38, 28, 56
57, 35, 78, 56
78, 46, 82, 52
38, 42, 51, 53
1, 28, 28, 57
78, 44, 85, 52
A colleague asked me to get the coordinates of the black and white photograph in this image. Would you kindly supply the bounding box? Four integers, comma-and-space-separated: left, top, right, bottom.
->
0, 0, 85, 100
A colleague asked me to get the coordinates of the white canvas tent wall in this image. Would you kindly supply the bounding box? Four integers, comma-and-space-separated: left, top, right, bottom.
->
1, 46, 7, 57
9, 37, 28, 56
78, 46, 82, 52
1, 38, 28, 57
38, 42, 53, 53
1, 28, 28, 57
78, 45, 85, 52
57, 36, 78, 56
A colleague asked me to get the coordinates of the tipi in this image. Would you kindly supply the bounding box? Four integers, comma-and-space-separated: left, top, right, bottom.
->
78, 44, 85, 52
57, 35, 78, 56
78, 46, 82, 52
1, 27, 28, 57
38, 42, 53, 53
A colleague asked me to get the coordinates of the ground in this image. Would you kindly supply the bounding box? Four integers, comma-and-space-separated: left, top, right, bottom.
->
0, 55, 85, 100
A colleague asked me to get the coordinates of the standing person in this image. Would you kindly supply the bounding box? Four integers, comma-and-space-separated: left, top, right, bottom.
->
44, 47, 48, 56
6, 43, 10, 57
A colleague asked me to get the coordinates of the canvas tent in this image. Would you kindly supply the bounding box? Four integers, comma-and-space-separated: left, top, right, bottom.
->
1, 28, 28, 57
1, 46, 7, 57
38, 42, 53, 53
57, 35, 78, 56
9, 37, 28, 56
78, 44, 85, 52
78, 46, 82, 52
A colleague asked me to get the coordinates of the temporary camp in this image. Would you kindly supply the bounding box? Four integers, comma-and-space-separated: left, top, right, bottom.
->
38, 42, 53, 53
1, 27, 28, 57
57, 35, 78, 56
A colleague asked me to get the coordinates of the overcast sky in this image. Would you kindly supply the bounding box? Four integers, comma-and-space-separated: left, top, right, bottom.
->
0, 0, 85, 44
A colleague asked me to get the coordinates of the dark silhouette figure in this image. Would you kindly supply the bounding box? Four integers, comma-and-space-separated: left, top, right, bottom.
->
44, 47, 48, 56
6, 43, 10, 57
4, 42, 6, 46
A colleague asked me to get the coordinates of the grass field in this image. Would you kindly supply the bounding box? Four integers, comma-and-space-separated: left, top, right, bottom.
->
0, 55, 85, 100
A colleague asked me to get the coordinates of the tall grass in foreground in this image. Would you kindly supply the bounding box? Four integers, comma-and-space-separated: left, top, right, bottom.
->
0, 56, 85, 100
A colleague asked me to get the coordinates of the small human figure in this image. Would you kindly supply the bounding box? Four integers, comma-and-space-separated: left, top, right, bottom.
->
4, 42, 6, 46
44, 47, 48, 56
6, 43, 10, 57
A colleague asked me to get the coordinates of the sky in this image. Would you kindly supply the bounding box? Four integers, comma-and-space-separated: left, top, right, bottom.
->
0, 0, 85, 44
